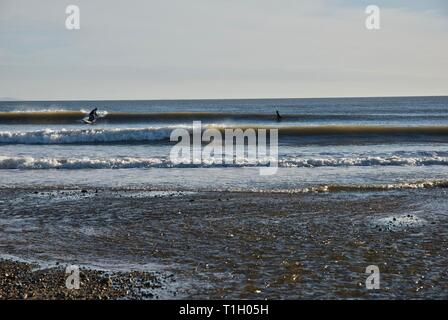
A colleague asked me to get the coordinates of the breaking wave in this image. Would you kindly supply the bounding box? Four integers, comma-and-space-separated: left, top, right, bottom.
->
0, 127, 179, 144
2, 110, 448, 124
1, 155, 448, 170
238, 180, 448, 193
2, 125, 448, 144
280, 156, 448, 167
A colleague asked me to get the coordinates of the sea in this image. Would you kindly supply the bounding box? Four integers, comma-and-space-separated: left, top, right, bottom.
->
1, 96, 448, 299
0, 96, 448, 191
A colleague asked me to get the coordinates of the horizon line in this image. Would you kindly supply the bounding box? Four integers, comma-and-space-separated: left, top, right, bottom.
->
1, 94, 448, 103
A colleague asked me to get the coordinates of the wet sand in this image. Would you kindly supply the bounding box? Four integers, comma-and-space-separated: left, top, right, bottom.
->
1, 187, 448, 299
0, 259, 168, 300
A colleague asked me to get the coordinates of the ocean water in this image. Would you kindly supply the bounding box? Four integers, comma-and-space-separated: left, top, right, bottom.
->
1, 96, 448, 191
1, 97, 448, 298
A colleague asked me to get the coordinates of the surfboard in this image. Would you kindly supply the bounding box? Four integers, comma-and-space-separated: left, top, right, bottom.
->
82, 117, 96, 125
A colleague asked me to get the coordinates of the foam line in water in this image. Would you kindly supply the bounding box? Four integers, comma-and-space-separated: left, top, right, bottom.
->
2, 110, 448, 124
1, 155, 448, 169
0, 127, 180, 144
1, 125, 448, 144
238, 180, 448, 193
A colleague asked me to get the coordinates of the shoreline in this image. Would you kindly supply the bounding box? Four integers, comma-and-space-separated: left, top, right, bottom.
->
1, 187, 447, 299
0, 258, 176, 300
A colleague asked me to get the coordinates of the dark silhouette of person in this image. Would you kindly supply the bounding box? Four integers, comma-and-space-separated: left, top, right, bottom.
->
88, 108, 98, 122
276, 110, 282, 121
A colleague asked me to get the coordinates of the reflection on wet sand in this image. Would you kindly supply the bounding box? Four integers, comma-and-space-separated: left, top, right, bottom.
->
1, 187, 447, 299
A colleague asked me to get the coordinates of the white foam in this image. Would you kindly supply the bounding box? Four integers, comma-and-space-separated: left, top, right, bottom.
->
374, 214, 427, 230
232, 180, 448, 193
10, 108, 69, 113
281, 156, 448, 167
1, 154, 448, 170
0, 156, 166, 169
80, 109, 108, 117
0, 127, 180, 144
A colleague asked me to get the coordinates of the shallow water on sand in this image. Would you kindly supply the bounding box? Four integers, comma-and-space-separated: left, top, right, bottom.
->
1, 187, 447, 299
1, 167, 448, 193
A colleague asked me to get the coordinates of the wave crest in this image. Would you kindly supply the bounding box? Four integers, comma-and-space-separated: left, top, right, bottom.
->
241, 180, 448, 193
0, 127, 178, 144
1, 155, 448, 170
2, 125, 448, 145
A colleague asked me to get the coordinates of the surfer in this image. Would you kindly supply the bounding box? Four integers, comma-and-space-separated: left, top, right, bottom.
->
88, 108, 98, 122
276, 110, 282, 121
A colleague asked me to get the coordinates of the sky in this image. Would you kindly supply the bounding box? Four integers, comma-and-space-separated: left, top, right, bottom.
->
0, 0, 447, 100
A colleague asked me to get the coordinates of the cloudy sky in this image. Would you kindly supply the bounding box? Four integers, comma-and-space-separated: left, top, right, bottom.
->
0, 0, 447, 100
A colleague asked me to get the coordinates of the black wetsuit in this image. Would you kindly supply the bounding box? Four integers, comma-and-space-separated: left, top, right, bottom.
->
88, 109, 98, 122
276, 110, 282, 121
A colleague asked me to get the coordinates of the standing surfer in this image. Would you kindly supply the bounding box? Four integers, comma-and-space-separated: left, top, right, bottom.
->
276, 110, 282, 121
88, 108, 98, 122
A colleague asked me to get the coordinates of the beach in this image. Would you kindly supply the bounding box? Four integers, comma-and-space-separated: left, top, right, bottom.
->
0, 259, 166, 300
1, 97, 448, 299
1, 186, 447, 299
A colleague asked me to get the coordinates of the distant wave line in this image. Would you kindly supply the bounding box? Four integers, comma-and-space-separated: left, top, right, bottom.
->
1, 111, 448, 124
1, 125, 448, 144
237, 180, 448, 194
2, 155, 448, 169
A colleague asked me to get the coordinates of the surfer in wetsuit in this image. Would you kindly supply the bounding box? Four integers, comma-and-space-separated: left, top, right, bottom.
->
88, 108, 98, 122
276, 110, 282, 121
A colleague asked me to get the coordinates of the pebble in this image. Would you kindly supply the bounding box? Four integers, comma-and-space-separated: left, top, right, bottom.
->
0, 259, 165, 300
